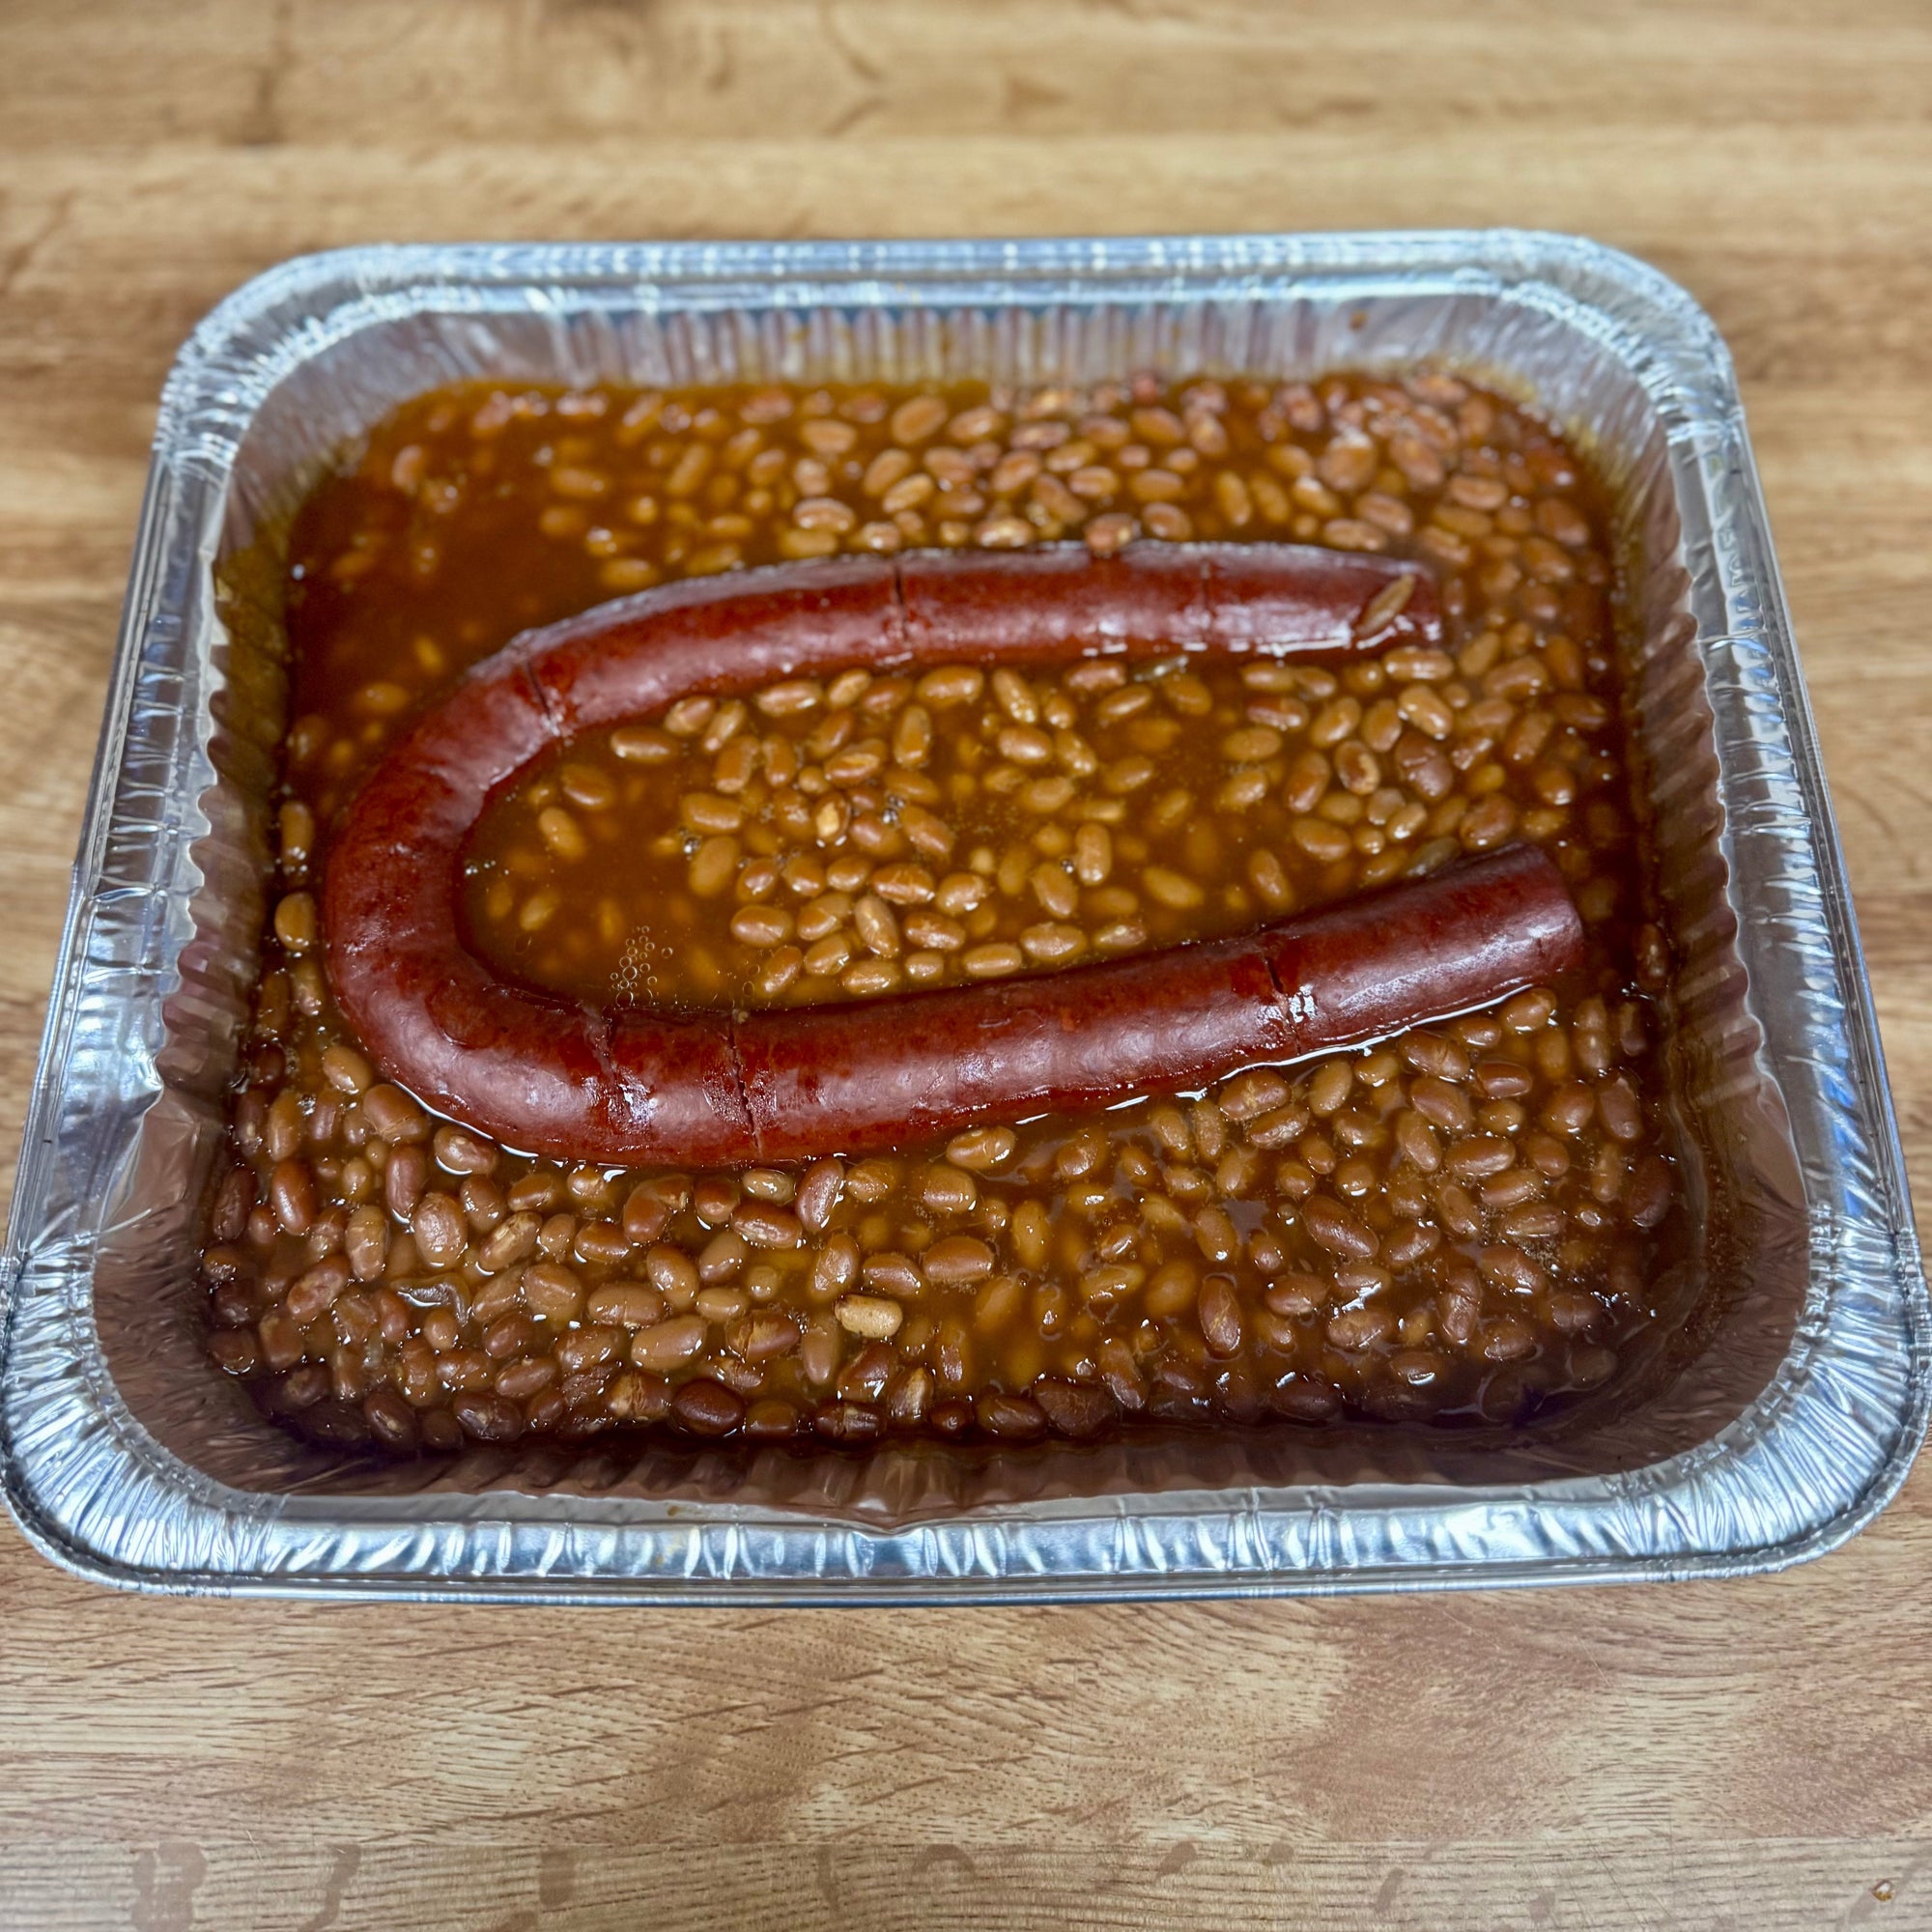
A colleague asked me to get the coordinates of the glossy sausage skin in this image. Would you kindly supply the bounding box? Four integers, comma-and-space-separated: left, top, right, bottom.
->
321, 542, 1565, 1169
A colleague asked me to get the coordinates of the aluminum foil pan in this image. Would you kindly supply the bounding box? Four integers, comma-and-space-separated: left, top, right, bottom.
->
3, 232, 1924, 1602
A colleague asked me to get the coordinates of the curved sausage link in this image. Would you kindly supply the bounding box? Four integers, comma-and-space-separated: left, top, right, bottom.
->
521, 540, 1436, 733
319, 543, 1571, 1170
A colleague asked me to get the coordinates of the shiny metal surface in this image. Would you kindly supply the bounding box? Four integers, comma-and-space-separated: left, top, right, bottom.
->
2, 232, 1923, 1601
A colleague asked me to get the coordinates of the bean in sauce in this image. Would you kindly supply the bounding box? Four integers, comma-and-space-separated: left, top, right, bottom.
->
207, 370, 1683, 1451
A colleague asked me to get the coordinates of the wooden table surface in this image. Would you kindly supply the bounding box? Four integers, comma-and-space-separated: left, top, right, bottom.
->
3, 3, 1930, 1925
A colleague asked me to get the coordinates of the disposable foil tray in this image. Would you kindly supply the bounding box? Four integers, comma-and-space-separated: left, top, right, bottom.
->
2, 232, 1923, 1601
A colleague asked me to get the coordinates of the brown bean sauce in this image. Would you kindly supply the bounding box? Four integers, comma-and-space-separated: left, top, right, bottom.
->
207, 372, 1685, 1454
462, 645, 1594, 1014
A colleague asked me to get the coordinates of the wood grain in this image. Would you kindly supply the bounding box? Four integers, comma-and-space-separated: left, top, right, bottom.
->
1, 3, 1929, 1926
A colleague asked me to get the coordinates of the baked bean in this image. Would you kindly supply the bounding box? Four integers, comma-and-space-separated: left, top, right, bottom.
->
1327, 1305, 1394, 1352
342, 1204, 389, 1280
693, 1179, 739, 1225
919, 1165, 977, 1217
452, 1394, 524, 1441
269, 1159, 317, 1236
923, 1236, 996, 1286
1410, 1077, 1474, 1134
671, 1379, 744, 1435
1142, 866, 1205, 910
976, 1392, 1047, 1440
730, 904, 793, 949
1460, 796, 1518, 850
1308, 1061, 1353, 1117
1214, 1072, 1284, 1123
1187, 1204, 1236, 1264
284, 1257, 350, 1328
1300, 1196, 1378, 1260
219, 369, 1675, 1448
1030, 1378, 1114, 1437
1292, 818, 1352, 863
412, 1192, 469, 1269
320, 1043, 373, 1095
211, 1169, 257, 1247
1627, 1154, 1675, 1228
1502, 987, 1558, 1033
585, 1281, 668, 1328
641, 1244, 699, 1306
1395, 1111, 1441, 1173
735, 1313, 801, 1362
273, 892, 318, 952
1198, 1276, 1244, 1355
1598, 1075, 1645, 1143
619, 1188, 668, 1247
734, 1203, 804, 1249
361, 1084, 427, 1143
795, 1159, 846, 1232
871, 863, 934, 905
476, 1211, 541, 1273
612, 724, 675, 763
852, 895, 900, 957
810, 1235, 861, 1300
631, 1316, 706, 1372
433, 1124, 497, 1177
689, 835, 739, 897
837, 1294, 903, 1340
697, 1230, 749, 1281
962, 943, 1024, 979
1445, 1135, 1516, 1179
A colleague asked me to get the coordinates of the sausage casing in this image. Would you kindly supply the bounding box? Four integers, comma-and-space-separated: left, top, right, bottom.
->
318, 542, 1581, 1169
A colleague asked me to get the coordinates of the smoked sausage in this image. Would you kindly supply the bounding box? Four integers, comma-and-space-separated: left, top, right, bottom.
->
321, 544, 1584, 1168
